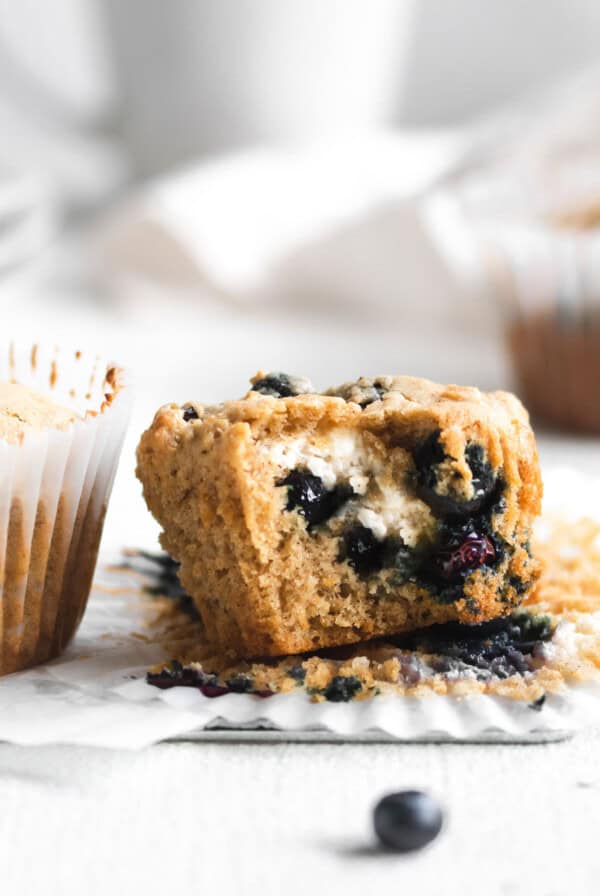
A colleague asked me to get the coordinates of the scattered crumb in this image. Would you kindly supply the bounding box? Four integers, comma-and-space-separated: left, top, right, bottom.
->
113, 515, 600, 703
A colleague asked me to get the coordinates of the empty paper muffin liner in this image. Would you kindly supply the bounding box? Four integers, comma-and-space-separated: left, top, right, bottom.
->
0, 342, 131, 675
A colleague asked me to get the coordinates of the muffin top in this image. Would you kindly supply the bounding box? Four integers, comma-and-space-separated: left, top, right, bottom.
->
0, 383, 77, 444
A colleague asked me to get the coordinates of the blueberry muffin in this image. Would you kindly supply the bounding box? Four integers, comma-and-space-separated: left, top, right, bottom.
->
0, 345, 131, 676
136, 372, 542, 658
0, 382, 77, 441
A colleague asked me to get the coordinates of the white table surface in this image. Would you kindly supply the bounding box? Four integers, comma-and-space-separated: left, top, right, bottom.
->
0, 272, 598, 896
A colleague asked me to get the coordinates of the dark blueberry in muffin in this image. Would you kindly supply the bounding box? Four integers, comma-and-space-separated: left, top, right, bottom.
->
374, 791, 443, 852
323, 675, 363, 702
383, 539, 421, 582
341, 525, 384, 575
465, 443, 496, 506
280, 471, 352, 527
435, 530, 496, 582
415, 431, 498, 518
182, 405, 199, 422
252, 373, 312, 398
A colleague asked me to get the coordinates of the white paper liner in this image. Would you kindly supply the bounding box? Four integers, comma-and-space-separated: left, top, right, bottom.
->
0, 467, 597, 748
0, 342, 132, 674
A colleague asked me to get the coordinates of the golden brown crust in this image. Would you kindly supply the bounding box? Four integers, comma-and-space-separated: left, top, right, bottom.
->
137, 374, 543, 659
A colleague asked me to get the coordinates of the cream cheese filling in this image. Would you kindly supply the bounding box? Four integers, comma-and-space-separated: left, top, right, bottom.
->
262, 429, 434, 547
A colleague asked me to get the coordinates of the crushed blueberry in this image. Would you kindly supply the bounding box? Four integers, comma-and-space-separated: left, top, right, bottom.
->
288, 664, 307, 683
341, 525, 384, 575
147, 661, 278, 699
252, 373, 312, 398
465, 443, 496, 506
383, 539, 421, 582
374, 791, 443, 852
280, 470, 352, 527
200, 683, 231, 698
394, 611, 554, 680
147, 661, 212, 689
182, 405, 199, 422
414, 431, 500, 518
226, 674, 253, 693
323, 675, 363, 702
146, 661, 203, 689
434, 530, 496, 582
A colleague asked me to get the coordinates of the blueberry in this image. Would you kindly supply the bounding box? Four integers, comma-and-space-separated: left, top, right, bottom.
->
383, 538, 420, 582
434, 530, 496, 582
465, 443, 496, 506
342, 525, 384, 575
323, 675, 362, 702
288, 664, 307, 683
226, 674, 253, 693
200, 683, 230, 698
373, 791, 443, 852
252, 373, 312, 398
146, 662, 208, 689
357, 381, 386, 408
415, 432, 499, 518
280, 471, 352, 527
393, 610, 554, 680
182, 405, 199, 422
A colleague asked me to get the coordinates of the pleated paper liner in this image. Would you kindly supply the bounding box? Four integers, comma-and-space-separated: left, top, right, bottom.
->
0, 342, 131, 674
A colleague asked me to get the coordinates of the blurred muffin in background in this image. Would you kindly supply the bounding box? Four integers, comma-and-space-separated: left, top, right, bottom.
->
504, 195, 600, 434
436, 151, 600, 434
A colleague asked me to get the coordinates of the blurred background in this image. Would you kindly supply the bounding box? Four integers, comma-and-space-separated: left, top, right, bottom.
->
1, 0, 599, 547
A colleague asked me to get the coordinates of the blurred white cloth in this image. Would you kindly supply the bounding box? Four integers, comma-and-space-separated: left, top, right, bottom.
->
97, 133, 477, 323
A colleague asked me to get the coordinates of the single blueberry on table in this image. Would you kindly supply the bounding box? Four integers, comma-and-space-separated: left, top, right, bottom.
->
373, 790, 444, 852
280, 470, 352, 527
